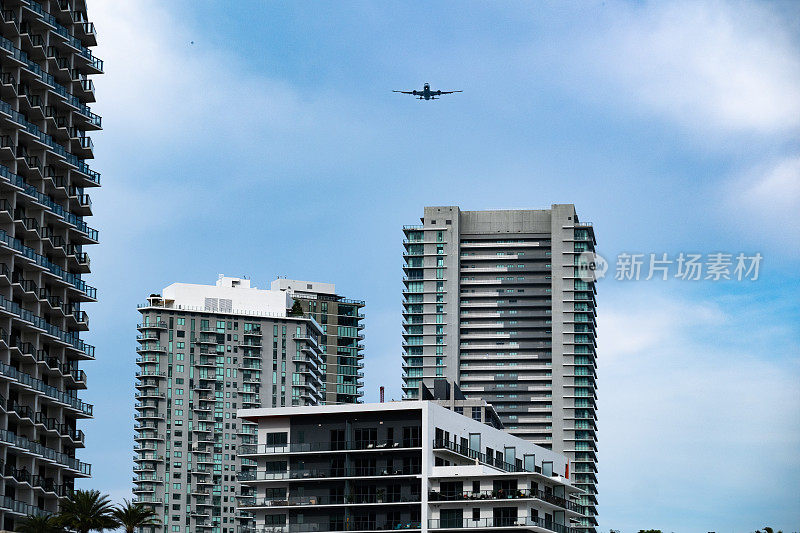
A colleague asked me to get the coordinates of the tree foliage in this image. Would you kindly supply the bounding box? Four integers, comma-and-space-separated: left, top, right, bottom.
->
56, 489, 118, 533
289, 299, 304, 316
112, 499, 161, 533
15, 514, 64, 533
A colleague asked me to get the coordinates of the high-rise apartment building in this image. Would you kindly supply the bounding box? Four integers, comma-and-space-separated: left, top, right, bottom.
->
0, 1, 101, 529
270, 279, 365, 404
401, 206, 598, 531
134, 276, 328, 533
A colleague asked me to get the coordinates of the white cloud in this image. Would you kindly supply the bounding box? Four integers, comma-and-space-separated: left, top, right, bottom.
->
742, 155, 800, 210
596, 285, 800, 530
562, 1, 800, 251
85, 0, 377, 241
722, 154, 800, 248
88, 0, 309, 148
570, 1, 800, 137
601, 293, 724, 359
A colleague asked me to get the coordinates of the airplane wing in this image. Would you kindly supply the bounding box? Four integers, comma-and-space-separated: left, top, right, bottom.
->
393, 90, 415, 94
438, 90, 463, 94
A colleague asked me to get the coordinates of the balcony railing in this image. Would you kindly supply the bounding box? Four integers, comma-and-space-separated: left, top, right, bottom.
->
0, 362, 93, 416
238, 439, 421, 455
0, 429, 90, 475
0, 294, 95, 357
237, 522, 421, 533
428, 517, 575, 533
428, 489, 582, 513
239, 494, 421, 508
0, 460, 69, 496
238, 465, 421, 482
433, 439, 531, 474
137, 321, 167, 329
0, 164, 98, 240
0, 495, 50, 517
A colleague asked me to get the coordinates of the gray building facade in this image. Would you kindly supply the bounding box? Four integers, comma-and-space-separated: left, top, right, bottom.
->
134, 277, 326, 533
401, 206, 598, 531
0, 0, 101, 529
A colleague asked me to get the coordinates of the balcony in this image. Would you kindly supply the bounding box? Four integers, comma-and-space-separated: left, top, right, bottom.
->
135, 370, 166, 379
238, 465, 421, 482
428, 517, 576, 533
239, 493, 421, 508
432, 439, 529, 474
238, 522, 421, 533
136, 342, 167, 353
197, 334, 218, 345
428, 489, 583, 514
132, 497, 163, 505
137, 321, 167, 330
133, 474, 163, 483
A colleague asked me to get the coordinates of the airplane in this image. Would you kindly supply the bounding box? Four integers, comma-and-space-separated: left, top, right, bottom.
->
393, 83, 462, 100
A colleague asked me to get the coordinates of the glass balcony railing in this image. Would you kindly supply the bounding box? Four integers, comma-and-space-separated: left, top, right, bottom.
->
0, 227, 98, 301
0, 362, 92, 416
237, 465, 421, 482
238, 523, 421, 533
0, 429, 91, 475
238, 439, 421, 455
0, 495, 50, 518
432, 439, 530, 474
0, 98, 100, 183
25, 1, 104, 72
428, 489, 583, 513
239, 493, 422, 508
428, 517, 576, 533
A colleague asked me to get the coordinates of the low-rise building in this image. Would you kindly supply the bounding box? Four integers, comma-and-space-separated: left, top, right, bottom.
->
236, 401, 585, 533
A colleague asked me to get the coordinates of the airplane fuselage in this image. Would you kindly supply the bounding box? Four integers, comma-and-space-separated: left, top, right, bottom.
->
413, 84, 439, 100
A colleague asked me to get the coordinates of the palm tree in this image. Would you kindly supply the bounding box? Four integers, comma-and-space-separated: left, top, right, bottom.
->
112, 500, 161, 533
15, 514, 63, 533
56, 489, 118, 533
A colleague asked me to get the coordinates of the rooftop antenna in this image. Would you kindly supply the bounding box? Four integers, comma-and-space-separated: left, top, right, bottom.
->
380, 386, 385, 403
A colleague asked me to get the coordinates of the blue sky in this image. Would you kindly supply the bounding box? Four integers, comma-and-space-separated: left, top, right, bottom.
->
81, 1, 799, 531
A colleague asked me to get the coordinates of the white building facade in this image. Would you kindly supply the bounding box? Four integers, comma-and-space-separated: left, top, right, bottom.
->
237, 401, 584, 533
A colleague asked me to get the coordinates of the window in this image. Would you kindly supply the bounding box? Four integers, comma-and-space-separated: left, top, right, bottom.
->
264, 432, 288, 447
440, 509, 463, 528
